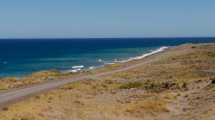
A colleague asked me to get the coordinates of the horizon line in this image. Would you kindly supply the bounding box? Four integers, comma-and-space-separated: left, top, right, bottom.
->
0, 36, 215, 40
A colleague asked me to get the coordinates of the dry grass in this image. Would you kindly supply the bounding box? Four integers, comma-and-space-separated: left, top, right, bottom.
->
1, 43, 215, 120
119, 82, 143, 89
0, 70, 63, 91
125, 98, 169, 114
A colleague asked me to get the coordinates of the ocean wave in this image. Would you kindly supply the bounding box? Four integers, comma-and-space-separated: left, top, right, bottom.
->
89, 66, 95, 70
104, 62, 115, 65
61, 47, 168, 73
62, 65, 84, 73
72, 65, 84, 69
98, 59, 103, 62
64, 69, 82, 73
118, 46, 168, 63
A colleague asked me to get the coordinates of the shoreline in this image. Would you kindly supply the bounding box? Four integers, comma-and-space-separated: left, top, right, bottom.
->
1, 43, 215, 120
0, 45, 171, 94
61, 46, 169, 74
0, 45, 171, 107
0, 46, 169, 79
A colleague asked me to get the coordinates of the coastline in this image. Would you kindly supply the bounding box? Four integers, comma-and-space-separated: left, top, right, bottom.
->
117, 46, 169, 63
1, 43, 215, 120
1, 37, 215, 78
0, 45, 171, 106
0, 46, 169, 78
0, 47, 168, 91
1, 46, 169, 78
63, 46, 169, 73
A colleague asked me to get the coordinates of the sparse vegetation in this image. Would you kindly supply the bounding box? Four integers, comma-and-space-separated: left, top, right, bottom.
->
1, 43, 215, 120
0, 70, 73, 90
125, 98, 169, 114
0, 83, 8, 90
119, 82, 143, 89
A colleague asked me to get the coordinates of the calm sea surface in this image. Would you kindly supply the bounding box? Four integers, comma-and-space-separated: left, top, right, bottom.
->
0, 38, 215, 77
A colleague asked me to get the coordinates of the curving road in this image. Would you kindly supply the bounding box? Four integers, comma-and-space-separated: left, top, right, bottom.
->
0, 55, 156, 107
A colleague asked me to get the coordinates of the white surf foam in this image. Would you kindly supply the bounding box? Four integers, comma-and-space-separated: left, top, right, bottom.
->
98, 59, 103, 62
89, 66, 95, 70
61, 47, 168, 73
62, 65, 84, 73
65, 69, 81, 73
72, 65, 84, 69
119, 46, 168, 63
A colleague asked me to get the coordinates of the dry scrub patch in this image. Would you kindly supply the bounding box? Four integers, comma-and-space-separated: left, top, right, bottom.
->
1, 43, 215, 120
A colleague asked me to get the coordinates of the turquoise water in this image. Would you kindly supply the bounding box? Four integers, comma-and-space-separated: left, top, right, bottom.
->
0, 38, 215, 77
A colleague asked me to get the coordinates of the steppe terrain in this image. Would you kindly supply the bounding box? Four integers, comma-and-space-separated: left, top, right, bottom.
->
1, 43, 215, 120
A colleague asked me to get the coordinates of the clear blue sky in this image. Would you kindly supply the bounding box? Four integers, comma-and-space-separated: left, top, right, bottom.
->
0, 0, 215, 38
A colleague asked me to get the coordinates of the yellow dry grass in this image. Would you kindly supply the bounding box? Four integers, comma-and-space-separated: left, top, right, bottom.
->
1, 43, 215, 120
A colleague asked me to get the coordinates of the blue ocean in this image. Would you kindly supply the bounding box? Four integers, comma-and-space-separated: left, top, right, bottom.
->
0, 38, 215, 77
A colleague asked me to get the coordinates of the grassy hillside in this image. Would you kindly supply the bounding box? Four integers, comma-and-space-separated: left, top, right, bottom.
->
1, 43, 215, 120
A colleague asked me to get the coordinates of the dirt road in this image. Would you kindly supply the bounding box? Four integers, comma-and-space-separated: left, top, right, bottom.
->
0, 57, 154, 107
